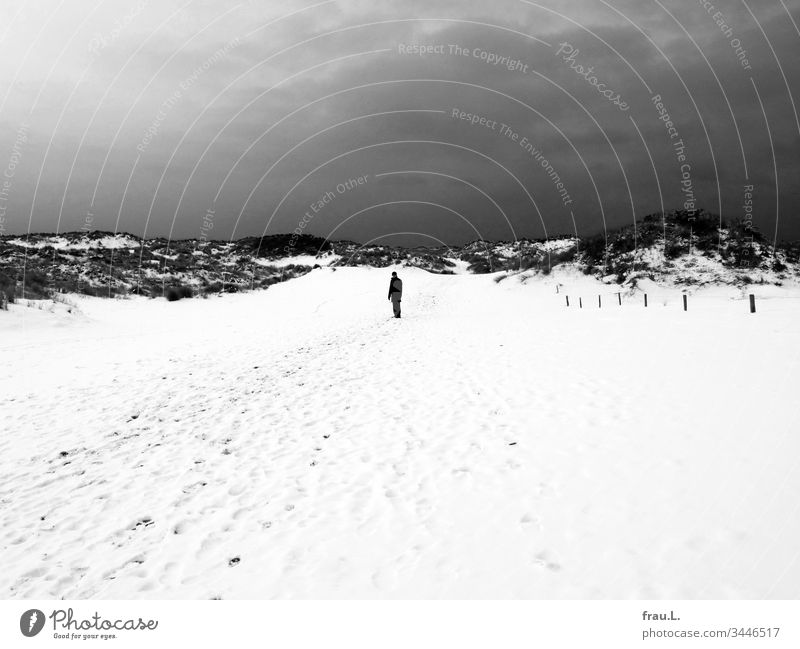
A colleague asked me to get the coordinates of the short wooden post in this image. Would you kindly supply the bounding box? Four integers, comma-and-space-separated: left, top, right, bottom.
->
598, 295, 602, 308
683, 294, 688, 311
617, 292, 622, 305
644, 293, 648, 307
556, 285, 559, 293
566, 295, 569, 307
749, 294, 756, 313
579, 297, 583, 309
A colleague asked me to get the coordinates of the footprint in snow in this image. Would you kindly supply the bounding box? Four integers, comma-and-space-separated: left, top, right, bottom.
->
532, 551, 561, 572
520, 513, 543, 530
228, 483, 246, 497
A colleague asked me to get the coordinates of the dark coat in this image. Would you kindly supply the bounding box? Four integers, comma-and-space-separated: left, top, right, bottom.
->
387, 277, 403, 300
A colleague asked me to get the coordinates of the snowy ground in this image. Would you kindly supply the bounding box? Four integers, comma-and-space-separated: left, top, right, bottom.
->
1, 267, 799, 599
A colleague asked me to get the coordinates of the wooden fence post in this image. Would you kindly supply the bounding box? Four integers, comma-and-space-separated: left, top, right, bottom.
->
683, 294, 688, 311
749, 294, 756, 313
617, 292, 622, 305
644, 293, 648, 307
579, 297, 583, 309
598, 295, 602, 308
566, 295, 570, 307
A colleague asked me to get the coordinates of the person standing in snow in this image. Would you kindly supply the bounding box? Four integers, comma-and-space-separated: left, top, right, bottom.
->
387, 271, 403, 318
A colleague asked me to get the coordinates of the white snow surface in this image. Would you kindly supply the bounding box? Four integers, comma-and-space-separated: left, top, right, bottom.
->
1, 266, 799, 599
254, 253, 340, 268
7, 234, 141, 250
538, 237, 578, 253
443, 258, 472, 274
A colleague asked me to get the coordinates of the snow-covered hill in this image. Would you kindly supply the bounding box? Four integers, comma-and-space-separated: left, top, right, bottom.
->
2, 211, 799, 304
2, 267, 798, 598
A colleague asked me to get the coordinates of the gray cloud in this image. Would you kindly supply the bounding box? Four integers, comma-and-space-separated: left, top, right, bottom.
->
0, 0, 798, 245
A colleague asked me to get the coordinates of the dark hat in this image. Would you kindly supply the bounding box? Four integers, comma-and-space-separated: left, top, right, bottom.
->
391, 271, 397, 276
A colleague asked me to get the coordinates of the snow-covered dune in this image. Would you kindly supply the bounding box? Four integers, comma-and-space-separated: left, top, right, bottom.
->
1, 268, 798, 598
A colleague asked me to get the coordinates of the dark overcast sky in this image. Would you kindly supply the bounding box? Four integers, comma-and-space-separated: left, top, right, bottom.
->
0, 0, 798, 246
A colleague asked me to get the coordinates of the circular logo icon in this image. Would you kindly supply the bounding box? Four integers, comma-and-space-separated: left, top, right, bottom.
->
20, 609, 45, 637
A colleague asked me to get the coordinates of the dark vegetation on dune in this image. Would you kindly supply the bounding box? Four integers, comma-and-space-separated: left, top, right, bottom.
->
577, 209, 795, 283
1, 210, 797, 305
